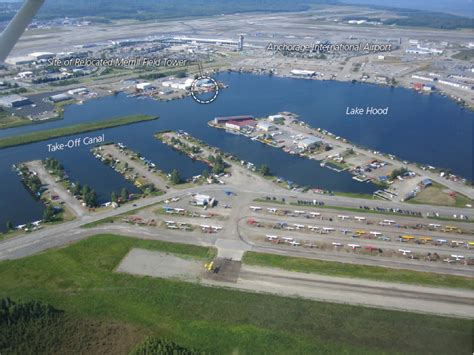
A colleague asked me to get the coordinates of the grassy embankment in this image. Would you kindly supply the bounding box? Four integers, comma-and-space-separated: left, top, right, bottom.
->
0, 109, 32, 130
0, 114, 156, 149
243, 252, 474, 290
0, 234, 471, 354
408, 182, 474, 208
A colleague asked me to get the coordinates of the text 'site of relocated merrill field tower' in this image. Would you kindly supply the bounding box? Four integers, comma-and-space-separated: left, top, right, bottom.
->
0, 0, 45, 63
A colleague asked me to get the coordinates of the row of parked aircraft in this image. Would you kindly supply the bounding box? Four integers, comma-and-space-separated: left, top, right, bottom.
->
250, 206, 468, 235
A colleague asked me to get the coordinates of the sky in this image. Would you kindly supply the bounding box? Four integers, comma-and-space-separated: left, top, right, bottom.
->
340, 0, 474, 17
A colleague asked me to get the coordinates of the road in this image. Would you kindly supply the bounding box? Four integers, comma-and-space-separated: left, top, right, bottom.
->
25, 160, 87, 218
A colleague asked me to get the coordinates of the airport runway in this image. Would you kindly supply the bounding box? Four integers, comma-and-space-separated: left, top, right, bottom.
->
205, 265, 474, 319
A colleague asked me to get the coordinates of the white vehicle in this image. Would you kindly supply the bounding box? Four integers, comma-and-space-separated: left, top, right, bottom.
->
200, 224, 210, 229
167, 225, 178, 229
337, 215, 350, 220
429, 223, 441, 228
289, 240, 301, 246
383, 219, 396, 225
348, 243, 361, 250
267, 208, 278, 213
309, 212, 321, 217
332, 242, 344, 247
211, 225, 222, 230
174, 208, 185, 213
250, 206, 262, 211
340, 229, 352, 235
436, 239, 448, 244
171, 197, 181, 202
354, 216, 366, 222
266, 235, 278, 241
398, 249, 412, 256
294, 210, 306, 215
451, 254, 464, 261
165, 220, 176, 225
200, 214, 211, 218
282, 237, 294, 242
308, 225, 320, 231
323, 227, 335, 232
294, 223, 305, 229
285, 226, 295, 231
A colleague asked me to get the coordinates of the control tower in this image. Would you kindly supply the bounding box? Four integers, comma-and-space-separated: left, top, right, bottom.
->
0, 0, 45, 63
238, 34, 244, 51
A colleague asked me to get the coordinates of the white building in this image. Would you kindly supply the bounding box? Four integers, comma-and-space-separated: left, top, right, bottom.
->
298, 136, 323, 150
290, 69, 316, 77
257, 121, 277, 132
268, 114, 285, 123
67, 87, 89, 96
136, 82, 153, 90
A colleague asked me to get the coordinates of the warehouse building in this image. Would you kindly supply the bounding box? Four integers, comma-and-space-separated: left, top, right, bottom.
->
214, 115, 254, 124
0, 94, 32, 108
256, 121, 278, 132
298, 136, 323, 150
49, 93, 71, 103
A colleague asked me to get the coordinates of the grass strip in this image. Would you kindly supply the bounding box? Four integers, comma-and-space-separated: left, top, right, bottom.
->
0, 114, 156, 149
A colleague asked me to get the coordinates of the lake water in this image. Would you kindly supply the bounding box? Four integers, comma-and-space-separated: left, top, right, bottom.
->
0, 73, 472, 230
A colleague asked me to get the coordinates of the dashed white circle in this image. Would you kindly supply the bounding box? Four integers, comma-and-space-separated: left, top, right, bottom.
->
190, 76, 219, 104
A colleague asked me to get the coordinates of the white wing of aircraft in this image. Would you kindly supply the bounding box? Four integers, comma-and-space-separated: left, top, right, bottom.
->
0, 0, 45, 62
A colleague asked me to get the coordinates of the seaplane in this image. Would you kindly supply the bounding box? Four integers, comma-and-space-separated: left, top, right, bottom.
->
250, 206, 262, 211
340, 228, 352, 235
289, 240, 301, 246
398, 249, 412, 256
337, 215, 350, 220
443, 258, 458, 264
332, 242, 344, 247
348, 243, 361, 250
265, 234, 278, 241
354, 216, 366, 222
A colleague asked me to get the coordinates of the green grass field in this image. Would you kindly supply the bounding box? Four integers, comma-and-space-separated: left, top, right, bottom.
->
243, 252, 474, 290
0, 234, 472, 354
0, 114, 156, 149
408, 182, 473, 208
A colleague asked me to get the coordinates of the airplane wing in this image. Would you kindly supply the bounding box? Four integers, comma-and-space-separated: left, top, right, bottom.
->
0, 0, 45, 62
